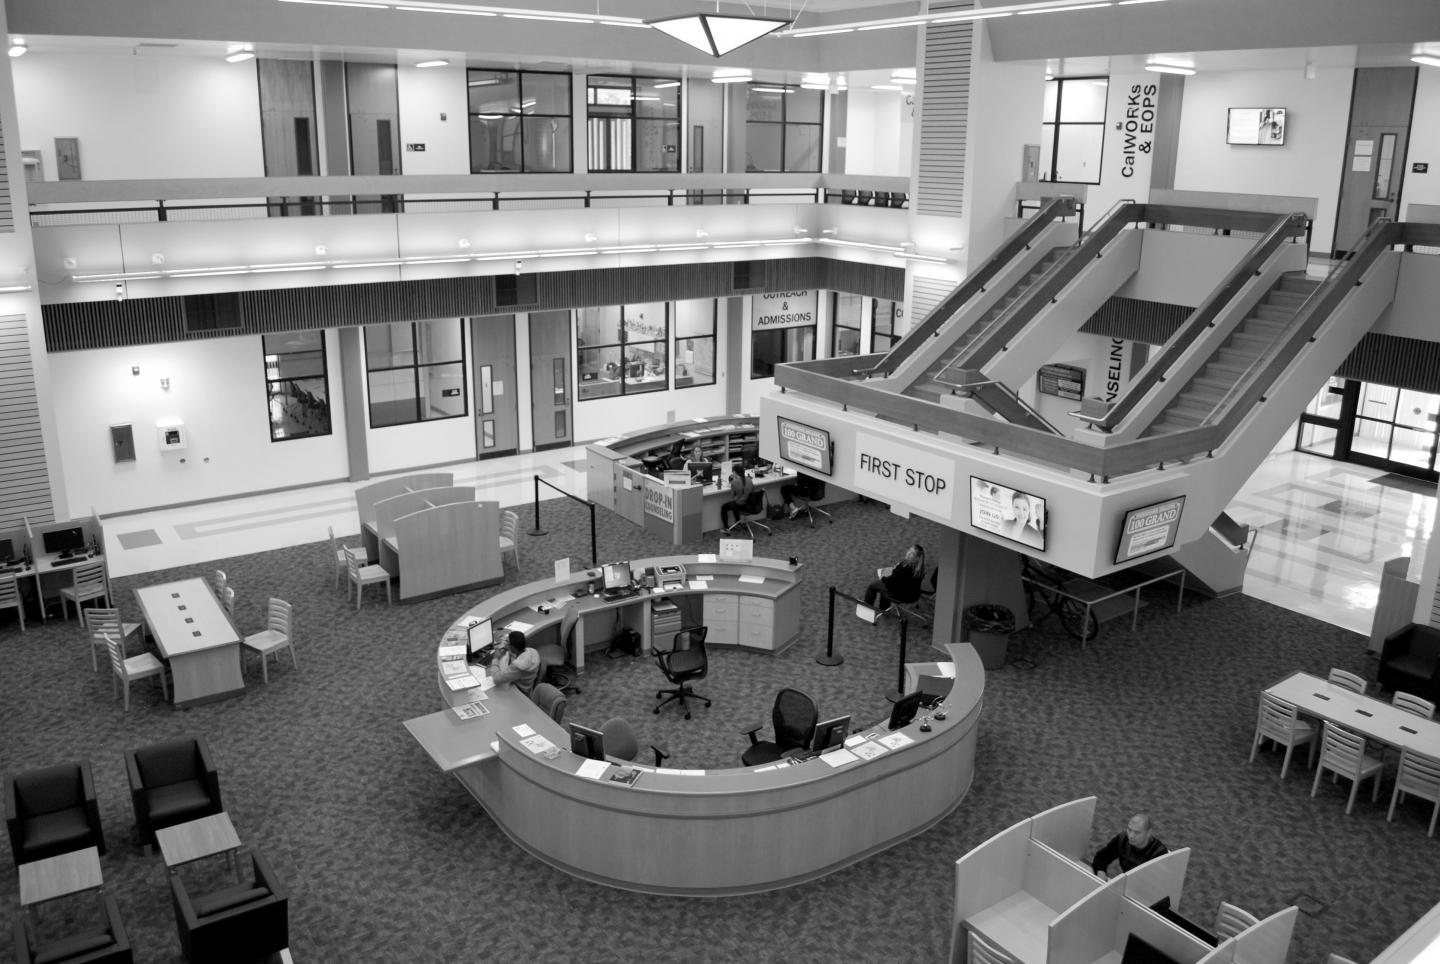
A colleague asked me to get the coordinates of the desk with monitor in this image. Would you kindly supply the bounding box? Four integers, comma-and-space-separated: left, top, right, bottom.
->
0, 513, 108, 623
355, 472, 454, 562
354, 474, 504, 601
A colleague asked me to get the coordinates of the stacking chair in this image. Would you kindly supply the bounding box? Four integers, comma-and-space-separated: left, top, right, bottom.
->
0, 571, 25, 632
1311, 721, 1384, 814
14, 893, 132, 964
125, 735, 224, 850
211, 569, 227, 597
241, 598, 294, 684
328, 526, 371, 588
105, 633, 168, 711
1387, 747, 1440, 837
1214, 901, 1261, 941
59, 559, 109, 620
742, 688, 818, 766
344, 545, 391, 609
5, 760, 107, 864
170, 850, 288, 964
725, 489, 771, 538
969, 930, 1021, 964
83, 607, 142, 672
600, 718, 669, 767
1327, 667, 1367, 694
530, 682, 567, 724
653, 627, 710, 719
1392, 691, 1436, 720
498, 509, 521, 571
220, 586, 236, 622
1249, 692, 1317, 779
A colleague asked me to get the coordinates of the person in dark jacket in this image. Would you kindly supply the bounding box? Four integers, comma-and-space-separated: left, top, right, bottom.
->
720, 470, 756, 530
862, 544, 926, 613
1091, 813, 1168, 878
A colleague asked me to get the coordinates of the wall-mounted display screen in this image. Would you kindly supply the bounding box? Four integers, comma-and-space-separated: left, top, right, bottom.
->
1227, 107, 1286, 145
1114, 495, 1186, 564
776, 416, 833, 476
970, 477, 1047, 551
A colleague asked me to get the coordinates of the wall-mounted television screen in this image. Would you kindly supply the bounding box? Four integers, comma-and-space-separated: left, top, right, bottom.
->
1115, 495, 1187, 565
776, 416, 833, 476
1227, 107, 1286, 145
970, 477, 1047, 551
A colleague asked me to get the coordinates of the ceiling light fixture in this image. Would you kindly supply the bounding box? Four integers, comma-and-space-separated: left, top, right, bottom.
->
416, 59, 449, 68
653, 80, 681, 89
225, 50, 255, 62
784, 0, 1153, 38
710, 68, 752, 84
1412, 55, 1440, 69
7, 38, 26, 58
648, 12, 791, 57
1145, 62, 1195, 75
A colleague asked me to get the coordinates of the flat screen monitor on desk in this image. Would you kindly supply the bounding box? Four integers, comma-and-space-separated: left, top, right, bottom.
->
467, 618, 494, 658
1148, 897, 1219, 946
888, 691, 923, 730
684, 461, 715, 485
812, 716, 851, 753
603, 562, 633, 590
917, 674, 952, 708
0, 538, 12, 563
42, 526, 85, 555
1122, 932, 1183, 964
569, 723, 606, 761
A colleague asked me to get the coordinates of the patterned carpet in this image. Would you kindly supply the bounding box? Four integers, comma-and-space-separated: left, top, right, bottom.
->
1, 497, 1435, 964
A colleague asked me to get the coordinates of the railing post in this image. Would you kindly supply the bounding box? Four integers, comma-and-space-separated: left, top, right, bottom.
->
817, 586, 844, 666
886, 615, 909, 702
588, 502, 597, 568
157, 200, 168, 222
529, 475, 546, 536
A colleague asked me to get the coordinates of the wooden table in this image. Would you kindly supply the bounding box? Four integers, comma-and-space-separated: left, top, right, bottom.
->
135, 577, 243, 706
156, 812, 241, 873
1265, 671, 1440, 755
18, 846, 103, 926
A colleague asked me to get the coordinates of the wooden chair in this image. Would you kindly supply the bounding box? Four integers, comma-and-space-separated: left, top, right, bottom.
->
0, 571, 23, 632
1387, 747, 1440, 837
104, 633, 168, 711
328, 526, 370, 588
59, 559, 108, 619
212, 569, 227, 597
1214, 901, 1260, 940
1249, 692, 1317, 779
1392, 691, 1436, 720
1311, 721, 1384, 814
498, 509, 521, 571
221, 585, 236, 621
969, 929, 1021, 964
82, 607, 142, 673
242, 598, 294, 684
1327, 667, 1367, 694
344, 546, 391, 610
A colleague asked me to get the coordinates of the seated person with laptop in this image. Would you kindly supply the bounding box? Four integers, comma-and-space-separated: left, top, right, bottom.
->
489, 630, 541, 695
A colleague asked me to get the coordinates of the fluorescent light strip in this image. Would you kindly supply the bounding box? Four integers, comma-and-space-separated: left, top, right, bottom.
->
1145, 63, 1194, 75
785, 0, 1147, 36
1412, 55, 1440, 68
0, 284, 34, 293
1017, 2, 1112, 14
278, 0, 390, 8
395, 4, 496, 13
503, 13, 593, 22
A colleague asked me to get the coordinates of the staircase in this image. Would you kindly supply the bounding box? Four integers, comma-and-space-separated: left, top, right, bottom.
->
902, 246, 1071, 403
1143, 273, 1320, 437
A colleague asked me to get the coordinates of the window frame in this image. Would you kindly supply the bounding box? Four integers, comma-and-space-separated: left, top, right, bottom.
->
1040, 75, 1108, 186
871, 298, 901, 354
751, 325, 817, 379
674, 300, 717, 390
467, 67, 574, 174
830, 292, 862, 358
586, 74, 682, 173
577, 303, 672, 400
743, 84, 824, 173
364, 320, 469, 429
262, 330, 333, 443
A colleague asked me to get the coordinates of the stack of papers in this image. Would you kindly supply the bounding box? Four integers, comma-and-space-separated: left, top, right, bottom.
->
575, 758, 609, 779
504, 620, 534, 633
878, 732, 915, 750
738, 574, 765, 585
452, 701, 489, 720
444, 672, 481, 691
850, 741, 888, 761
820, 748, 860, 767
441, 661, 472, 679
439, 644, 466, 661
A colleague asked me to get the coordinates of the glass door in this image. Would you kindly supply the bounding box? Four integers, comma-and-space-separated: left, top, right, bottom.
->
1349, 383, 1439, 479
1296, 377, 1353, 459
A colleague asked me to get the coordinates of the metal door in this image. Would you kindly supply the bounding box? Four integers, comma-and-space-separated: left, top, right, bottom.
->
529, 310, 573, 451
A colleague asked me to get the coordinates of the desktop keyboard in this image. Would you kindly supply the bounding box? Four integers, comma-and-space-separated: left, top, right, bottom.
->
600, 587, 639, 601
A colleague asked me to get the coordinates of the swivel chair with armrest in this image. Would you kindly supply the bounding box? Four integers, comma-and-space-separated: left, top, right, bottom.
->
725, 489, 771, 538
892, 566, 939, 626
741, 688, 818, 766
15, 893, 132, 964
170, 850, 288, 964
600, 718, 670, 767
653, 627, 710, 719
1378, 623, 1440, 703
530, 682, 567, 724
124, 735, 224, 851
784, 474, 832, 526
5, 760, 106, 864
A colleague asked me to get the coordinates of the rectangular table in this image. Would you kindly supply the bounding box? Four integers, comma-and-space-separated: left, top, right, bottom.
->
19, 846, 103, 926
135, 577, 243, 706
156, 812, 241, 874
1266, 671, 1440, 755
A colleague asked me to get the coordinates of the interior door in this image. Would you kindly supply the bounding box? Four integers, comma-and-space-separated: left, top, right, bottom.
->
1332, 67, 1416, 255
529, 310, 573, 451
470, 315, 519, 459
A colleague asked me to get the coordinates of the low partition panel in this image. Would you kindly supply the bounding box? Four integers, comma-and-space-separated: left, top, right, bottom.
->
951, 819, 1035, 964
1030, 795, 1098, 865
1048, 876, 1125, 964
394, 500, 501, 601
1232, 908, 1298, 964
1119, 848, 1190, 915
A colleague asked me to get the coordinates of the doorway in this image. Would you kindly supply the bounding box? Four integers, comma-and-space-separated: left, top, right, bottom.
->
1296, 377, 1439, 481
1332, 67, 1416, 256
528, 310, 573, 451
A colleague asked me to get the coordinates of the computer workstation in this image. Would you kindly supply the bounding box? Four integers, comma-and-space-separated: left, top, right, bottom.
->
1, 513, 109, 622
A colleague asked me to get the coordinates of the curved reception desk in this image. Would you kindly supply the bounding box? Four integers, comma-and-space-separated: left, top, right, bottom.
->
405, 558, 983, 896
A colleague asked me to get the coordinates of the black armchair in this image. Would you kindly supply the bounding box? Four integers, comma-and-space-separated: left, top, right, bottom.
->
5, 760, 106, 865
653, 627, 711, 720
125, 735, 224, 850
1379, 623, 1440, 702
170, 851, 288, 964
14, 893, 133, 964
741, 688, 819, 766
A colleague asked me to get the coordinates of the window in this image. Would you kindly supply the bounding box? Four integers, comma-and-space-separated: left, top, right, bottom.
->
872, 299, 901, 353
831, 292, 862, 357
674, 300, 717, 388
1040, 77, 1107, 185
365, 320, 467, 427
263, 331, 331, 442
577, 303, 669, 400
587, 75, 680, 172
468, 69, 572, 173
744, 85, 823, 172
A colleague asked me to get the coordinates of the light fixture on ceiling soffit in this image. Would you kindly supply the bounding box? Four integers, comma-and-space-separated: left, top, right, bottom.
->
647, 13, 792, 57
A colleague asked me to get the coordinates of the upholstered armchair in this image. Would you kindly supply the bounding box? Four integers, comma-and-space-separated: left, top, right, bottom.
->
5, 760, 106, 865
14, 893, 133, 964
124, 735, 223, 849
1379, 623, 1440, 703
170, 851, 289, 964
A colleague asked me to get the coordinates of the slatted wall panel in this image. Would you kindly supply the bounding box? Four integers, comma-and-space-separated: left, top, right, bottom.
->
0, 113, 13, 233
908, 275, 954, 327
43, 258, 904, 352
1431, 576, 1440, 629
916, 4, 974, 218
1079, 296, 1193, 345
1336, 332, 1440, 395
0, 315, 53, 528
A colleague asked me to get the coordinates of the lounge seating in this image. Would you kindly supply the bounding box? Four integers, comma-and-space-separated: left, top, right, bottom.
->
170, 850, 288, 964
5, 760, 106, 864
1378, 623, 1440, 703
14, 893, 132, 964
124, 736, 224, 850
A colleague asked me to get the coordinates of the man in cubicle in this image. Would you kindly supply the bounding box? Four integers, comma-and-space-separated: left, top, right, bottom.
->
1090, 813, 1168, 879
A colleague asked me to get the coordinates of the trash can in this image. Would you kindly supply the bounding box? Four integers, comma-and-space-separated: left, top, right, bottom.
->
964, 604, 1015, 670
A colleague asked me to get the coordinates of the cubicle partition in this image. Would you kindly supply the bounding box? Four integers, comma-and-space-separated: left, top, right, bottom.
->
356, 473, 454, 559
10, 512, 110, 622
373, 486, 476, 570
392, 500, 503, 601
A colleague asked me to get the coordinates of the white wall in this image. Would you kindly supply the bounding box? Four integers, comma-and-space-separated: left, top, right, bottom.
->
396, 63, 470, 176
1401, 65, 1440, 214
1086, 71, 1162, 218
12, 51, 264, 181
844, 89, 912, 177
48, 332, 349, 515
1173, 67, 1353, 253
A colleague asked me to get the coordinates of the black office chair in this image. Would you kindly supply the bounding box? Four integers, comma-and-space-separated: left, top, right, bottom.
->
654, 627, 711, 719
893, 565, 939, 626
742, 688, 819, 766
726, 489, 771, 538
601, 718, 670, 767
786, 475, 832, 527
530, 682, 567, 724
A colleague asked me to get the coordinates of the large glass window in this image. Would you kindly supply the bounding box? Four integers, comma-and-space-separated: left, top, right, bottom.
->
674, 300, 716, 388
831, 292, 862, 357
365, 320, 467, 427
578, 303, 670, 399
468, 69, 572, 173
587, 75, 680, 172
752, 327, 816, 378
872, 299, 901, 353
1040, 77, 1107, 185
263, 331, 331, 442
744, 85, 823, 172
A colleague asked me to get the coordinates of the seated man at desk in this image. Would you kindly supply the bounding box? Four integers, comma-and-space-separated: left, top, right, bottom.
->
489, 630, 541, 696
1090, 813, 1167, 879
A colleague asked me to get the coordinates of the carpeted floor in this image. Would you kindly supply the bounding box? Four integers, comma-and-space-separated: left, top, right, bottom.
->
1, 497, 1435, 964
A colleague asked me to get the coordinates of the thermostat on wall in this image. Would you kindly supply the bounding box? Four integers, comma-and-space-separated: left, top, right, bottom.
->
156, 419, 187, 451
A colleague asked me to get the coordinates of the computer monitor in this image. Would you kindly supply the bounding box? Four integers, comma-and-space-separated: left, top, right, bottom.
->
684, 461, 715, 485
1121, 933, 1182, 964
467, 618, 494, 657
917, 674, 952, 708
0, 538, 12, 562
888, 691, 923, 730
1148, 898, 1220, 946
811, 715, 851, 753
42, 526, 85, 555
569, 723, 606, 761
602, 562, 632, 590
663, 470, 692, 486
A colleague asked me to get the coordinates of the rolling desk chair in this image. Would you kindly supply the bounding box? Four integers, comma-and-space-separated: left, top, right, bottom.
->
725, 489, 771, 538
654, 627, 710, 719
784, 474, 832, 526
741, 688, 818, 766
601, 718, 669, 766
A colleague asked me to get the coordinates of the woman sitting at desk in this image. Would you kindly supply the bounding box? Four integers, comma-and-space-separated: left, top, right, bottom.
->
720, 470, 756, 530
490, 630, 541, 695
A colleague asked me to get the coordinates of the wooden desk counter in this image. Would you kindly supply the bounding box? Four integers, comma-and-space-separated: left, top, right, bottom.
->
135, 577, 243, 706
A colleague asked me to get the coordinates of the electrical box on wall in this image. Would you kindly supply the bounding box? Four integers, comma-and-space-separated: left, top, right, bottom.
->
156, 420, 187, 451
110, 423, 136, 463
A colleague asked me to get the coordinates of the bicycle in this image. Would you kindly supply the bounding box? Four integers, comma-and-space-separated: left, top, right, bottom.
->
1021, 557, 1100, 643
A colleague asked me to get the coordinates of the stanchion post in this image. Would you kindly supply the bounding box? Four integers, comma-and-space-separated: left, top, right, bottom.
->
588, 503, 598, 568
885, 616, 909, 702
816, 585, 844, 666
529, 475, 547, 536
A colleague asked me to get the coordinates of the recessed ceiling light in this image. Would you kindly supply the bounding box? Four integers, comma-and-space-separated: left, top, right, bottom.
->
1412, 55, 1440, 69
871, 84, 904, 91
225, 50, 255, 63
1145, 62, 1195, 75
416, 59, 449, 68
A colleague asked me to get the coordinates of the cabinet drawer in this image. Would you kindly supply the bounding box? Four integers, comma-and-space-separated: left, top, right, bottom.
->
703, 593, 739, 622
705, 617, 739, 646
739, 596, 772, 621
